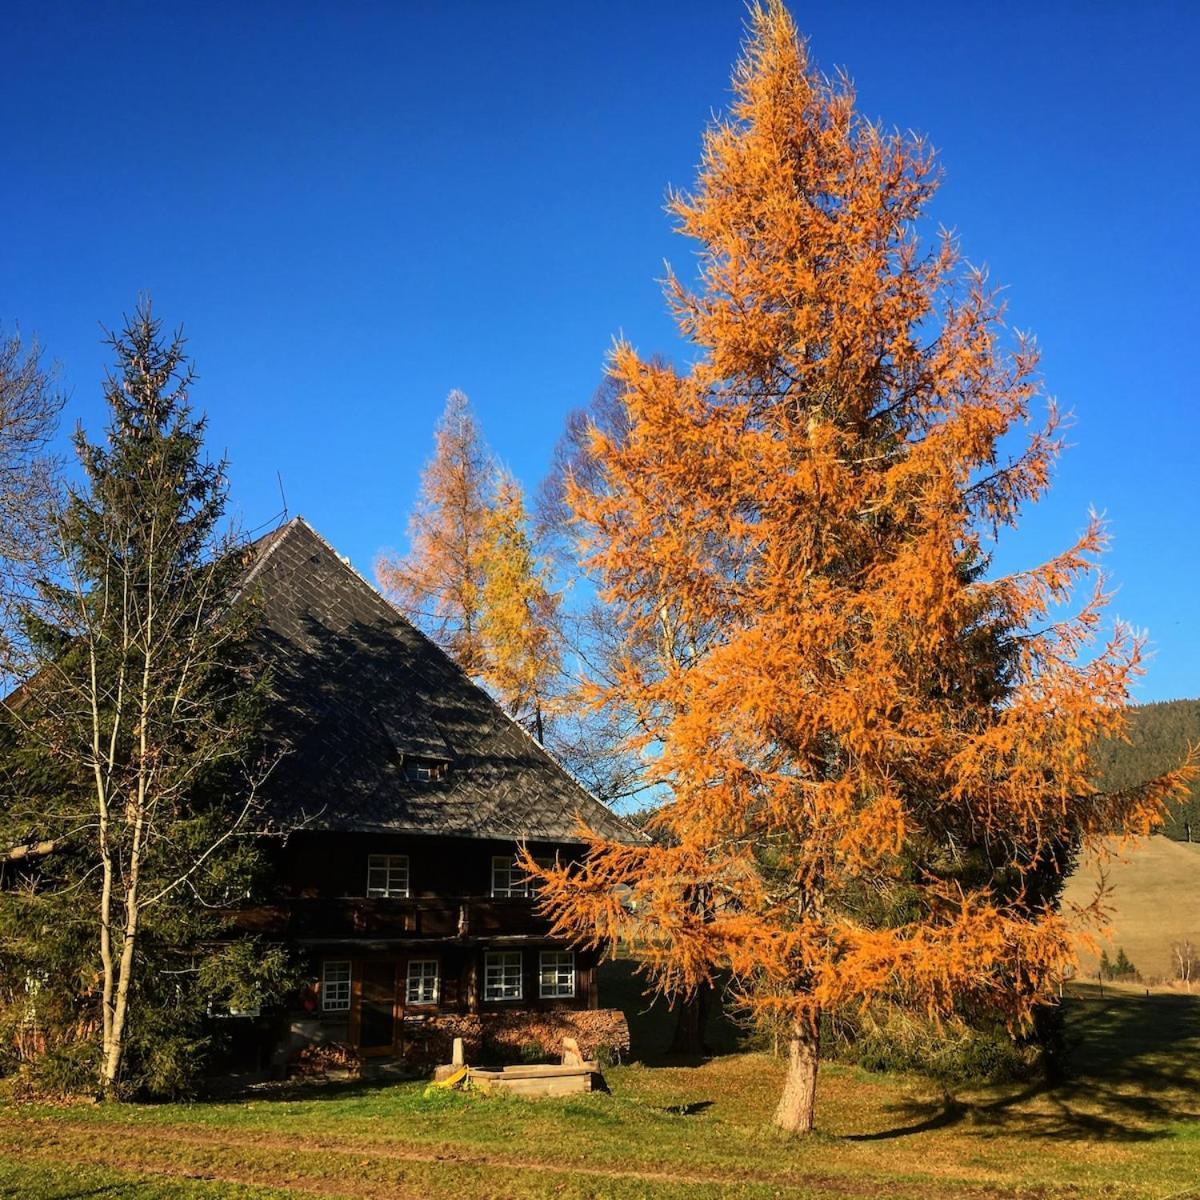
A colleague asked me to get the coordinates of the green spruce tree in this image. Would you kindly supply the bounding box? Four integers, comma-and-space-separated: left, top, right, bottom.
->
0, 302, 287, 1098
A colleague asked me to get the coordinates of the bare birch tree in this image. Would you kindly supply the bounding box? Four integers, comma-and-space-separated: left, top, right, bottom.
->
1174, 941, 1196, 992
0, 329, 62, 677
1, 303, 278, 1096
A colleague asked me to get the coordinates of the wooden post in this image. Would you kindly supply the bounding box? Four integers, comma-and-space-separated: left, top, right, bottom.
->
466, 954, 479, 1014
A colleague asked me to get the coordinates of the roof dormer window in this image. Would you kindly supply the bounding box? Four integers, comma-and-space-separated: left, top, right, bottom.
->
402, 756, 448, 782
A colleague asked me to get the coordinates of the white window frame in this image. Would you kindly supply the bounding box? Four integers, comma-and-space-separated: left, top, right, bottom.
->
490, 855, 524, 897
539, 950, 576, 999
404, 759, 447, 782
405, 959, 439, 1006
321, 960, 351, 1012
490, 855, 553, 898
483, 951, 523, 1002
366, 854, 410, 898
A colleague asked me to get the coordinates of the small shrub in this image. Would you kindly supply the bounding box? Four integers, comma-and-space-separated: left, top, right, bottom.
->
1, 1037, 100, 1102
132, 1032, 210, 1100
593, 1041, 620, 1069
822, 1007, 1036, 1085
517, 1039, 550, 1064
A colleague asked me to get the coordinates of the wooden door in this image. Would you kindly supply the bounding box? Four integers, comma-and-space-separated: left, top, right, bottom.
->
358, 960, 398, 1054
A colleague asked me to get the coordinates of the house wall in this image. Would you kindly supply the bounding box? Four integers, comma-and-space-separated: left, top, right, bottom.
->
239, 832, 590, 942
248, 832, 614, 1068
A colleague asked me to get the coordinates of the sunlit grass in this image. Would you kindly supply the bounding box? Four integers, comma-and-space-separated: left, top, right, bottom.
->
5, 986, 1200, 1198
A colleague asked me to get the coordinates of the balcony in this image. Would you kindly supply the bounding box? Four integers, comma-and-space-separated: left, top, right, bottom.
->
228, 895, 554, 942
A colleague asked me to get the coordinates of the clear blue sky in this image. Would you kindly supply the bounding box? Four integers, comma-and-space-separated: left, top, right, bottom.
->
3, 2, 1197, 701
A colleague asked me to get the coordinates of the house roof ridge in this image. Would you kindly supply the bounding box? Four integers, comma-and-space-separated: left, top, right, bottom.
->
240, 514, 305, 592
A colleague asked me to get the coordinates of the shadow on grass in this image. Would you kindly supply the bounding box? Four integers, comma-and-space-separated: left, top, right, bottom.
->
199, 1067, 422, 1105
48, 1190, 130, 1199
852, 987, 1200, 1143
659, 1099, 715, 1116
846, 1094, 968, 1141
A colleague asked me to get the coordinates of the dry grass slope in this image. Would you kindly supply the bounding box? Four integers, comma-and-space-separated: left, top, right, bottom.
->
1062, 834, 1200, 983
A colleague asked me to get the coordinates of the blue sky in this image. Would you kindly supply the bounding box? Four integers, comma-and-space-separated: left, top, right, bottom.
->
3, 2, 1197, 701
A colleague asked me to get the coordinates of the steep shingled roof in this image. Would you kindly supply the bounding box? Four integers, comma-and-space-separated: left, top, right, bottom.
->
247, 517, 637, 844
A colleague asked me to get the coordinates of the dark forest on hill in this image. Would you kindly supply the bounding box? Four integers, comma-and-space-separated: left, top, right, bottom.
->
1094, 699, 1200, 841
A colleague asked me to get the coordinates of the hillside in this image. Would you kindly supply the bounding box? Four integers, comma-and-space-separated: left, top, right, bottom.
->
1093, 698, 1200, 841
1062, 835, 1200, 983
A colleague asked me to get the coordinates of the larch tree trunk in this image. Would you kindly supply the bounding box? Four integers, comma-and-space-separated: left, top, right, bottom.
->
773, 1013, 820, 1134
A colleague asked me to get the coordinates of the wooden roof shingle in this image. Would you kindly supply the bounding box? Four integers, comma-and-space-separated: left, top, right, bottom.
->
246, 517, 637, 845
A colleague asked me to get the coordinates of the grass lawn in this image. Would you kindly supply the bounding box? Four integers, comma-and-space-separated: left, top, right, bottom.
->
5, 984, 1200, 1199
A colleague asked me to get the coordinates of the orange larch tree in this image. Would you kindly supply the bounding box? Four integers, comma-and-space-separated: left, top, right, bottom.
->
530, 1, 1192, 1134
479, 472, 560, 741
377, 390, 495, 677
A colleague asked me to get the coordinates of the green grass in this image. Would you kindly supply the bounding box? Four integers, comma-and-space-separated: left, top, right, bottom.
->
6, 986, 1200, 1198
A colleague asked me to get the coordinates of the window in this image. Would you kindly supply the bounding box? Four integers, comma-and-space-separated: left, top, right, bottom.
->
490, 856, 524, 897
403, 758, 448, 782
490, 855, 553, 898
539, 950, 576, 999
484, 951, 523, 1001
321, 961, 351, 1012
406, 959, 439, 1006
367, 854, 410, 898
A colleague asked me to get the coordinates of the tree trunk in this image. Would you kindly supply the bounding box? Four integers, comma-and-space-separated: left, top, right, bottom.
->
773, 1014, 820, 1134
669, 982, 712, 1056
102, 921, 139, 1094
101, 780, 147, 1097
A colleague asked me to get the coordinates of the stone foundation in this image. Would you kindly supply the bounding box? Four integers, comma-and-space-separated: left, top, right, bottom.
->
402, 1008, 629, 1066
282, 1008, 630, 1074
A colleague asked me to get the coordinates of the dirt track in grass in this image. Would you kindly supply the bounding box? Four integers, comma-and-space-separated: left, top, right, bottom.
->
0, 1114, 954, 1199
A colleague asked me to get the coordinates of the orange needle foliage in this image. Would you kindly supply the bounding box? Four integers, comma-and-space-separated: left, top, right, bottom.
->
528, 1, 1194, 1134
377, 390, 493, 677
378, 392, 561, 738
479, 474, 560, 741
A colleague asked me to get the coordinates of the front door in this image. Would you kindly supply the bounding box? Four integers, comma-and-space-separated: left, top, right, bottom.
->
358, 960, 397, 1053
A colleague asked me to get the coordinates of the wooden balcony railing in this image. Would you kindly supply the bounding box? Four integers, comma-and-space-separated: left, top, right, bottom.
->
228, 895, 554, 941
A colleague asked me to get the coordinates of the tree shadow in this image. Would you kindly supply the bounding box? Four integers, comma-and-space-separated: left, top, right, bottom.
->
659, 1099, 715, 1116
852, 988, 1200, 1143
50, 1190, 131, 1199
199, 1065, 423, 1104
846, 1094, 967, 1141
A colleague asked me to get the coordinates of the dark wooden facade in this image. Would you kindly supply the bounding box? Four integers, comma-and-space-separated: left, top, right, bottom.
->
253, 831, 601, 1057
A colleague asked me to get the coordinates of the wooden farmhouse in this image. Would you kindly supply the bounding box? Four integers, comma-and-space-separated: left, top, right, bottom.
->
234, 517, 637, 1069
